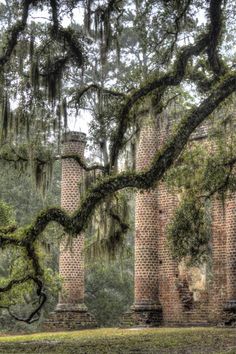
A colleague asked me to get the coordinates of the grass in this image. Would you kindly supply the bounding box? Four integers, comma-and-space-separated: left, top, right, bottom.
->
0, 327, 235, 353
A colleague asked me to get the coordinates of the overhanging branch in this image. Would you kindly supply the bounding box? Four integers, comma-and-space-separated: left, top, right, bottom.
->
72, 84, 126, 104
109, 0, 225, 169
3, 71, 236, 244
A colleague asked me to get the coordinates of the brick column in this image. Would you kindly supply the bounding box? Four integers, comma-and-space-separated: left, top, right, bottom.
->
224, 196, 236, 317
56, 131, 86, 311
208, 198, 227, 324
44, 131, 96, 331
123, 114, 162, 326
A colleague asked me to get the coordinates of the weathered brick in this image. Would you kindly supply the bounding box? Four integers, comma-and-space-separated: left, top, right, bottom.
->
44, 132, 96, 331
123, 114, 236, 327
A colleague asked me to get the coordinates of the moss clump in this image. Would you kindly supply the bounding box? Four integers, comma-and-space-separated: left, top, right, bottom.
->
0, 199, 14, 227
167, 198, 211, 266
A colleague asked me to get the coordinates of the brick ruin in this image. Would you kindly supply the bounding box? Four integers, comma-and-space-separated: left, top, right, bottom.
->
45, 118, 236, 329
124, 114, 236, 327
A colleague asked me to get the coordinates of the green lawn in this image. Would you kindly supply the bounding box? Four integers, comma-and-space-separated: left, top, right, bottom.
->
0, 327, 235, 353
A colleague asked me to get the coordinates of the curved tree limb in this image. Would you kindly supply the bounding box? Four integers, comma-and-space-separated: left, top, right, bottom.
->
109, 0, 224, 169
2, 277, 47, 324
4, 70, 235, 244
0, 239, 46, 323
206, 0, 227, 75
71, 84, 126, 104
0, 148, 106, 172
50, 0, 59, 32
0, 275, 32, 293
61, 154, 106, 172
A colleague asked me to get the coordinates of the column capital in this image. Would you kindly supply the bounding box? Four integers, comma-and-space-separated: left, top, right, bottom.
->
62, 131, 87, 144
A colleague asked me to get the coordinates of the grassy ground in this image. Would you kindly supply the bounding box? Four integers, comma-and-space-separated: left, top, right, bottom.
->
0, 327, 235, 353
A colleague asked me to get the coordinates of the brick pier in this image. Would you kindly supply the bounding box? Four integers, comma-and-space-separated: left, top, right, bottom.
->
44, 132, 96, 331
122, 115, 162, 327
223, 197, 236, 322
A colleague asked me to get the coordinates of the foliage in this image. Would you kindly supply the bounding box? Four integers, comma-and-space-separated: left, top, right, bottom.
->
165, 117, 236, 265
85, 189, 134, 261
0, 198, 14, 227
84, 189, 134, 327
85, 259, 133, 327
0, 159, 134, 330
0, 159, 61, 224
0, 161, 61, 331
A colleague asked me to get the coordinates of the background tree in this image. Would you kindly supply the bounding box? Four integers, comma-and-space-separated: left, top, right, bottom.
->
0, 160, 134, 330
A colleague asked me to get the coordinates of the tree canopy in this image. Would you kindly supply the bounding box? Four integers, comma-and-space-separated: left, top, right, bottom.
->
0, 0, 236, 323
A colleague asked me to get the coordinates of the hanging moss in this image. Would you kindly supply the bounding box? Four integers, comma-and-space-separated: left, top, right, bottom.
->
48, 72, 57, 104
30, 58, 40, 94
56, 103, 61, 148
29, 33, 35, 62
115, 35, 121, 66
31, 159, 54, 198
19, 53, 24, 75
1, 94, 10, 142
0, 142, 55, 195
26, 112, 30, 141
92, 2, 116, 65
85, 192, 130, 261
62, 97, 67, 129
14, 111, 19, 139
84, 0, 92, 35
43, 55, 63, 104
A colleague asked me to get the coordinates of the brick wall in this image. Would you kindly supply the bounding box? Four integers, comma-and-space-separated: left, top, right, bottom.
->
208, 198, 227, 323
133, 113, 236, 325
